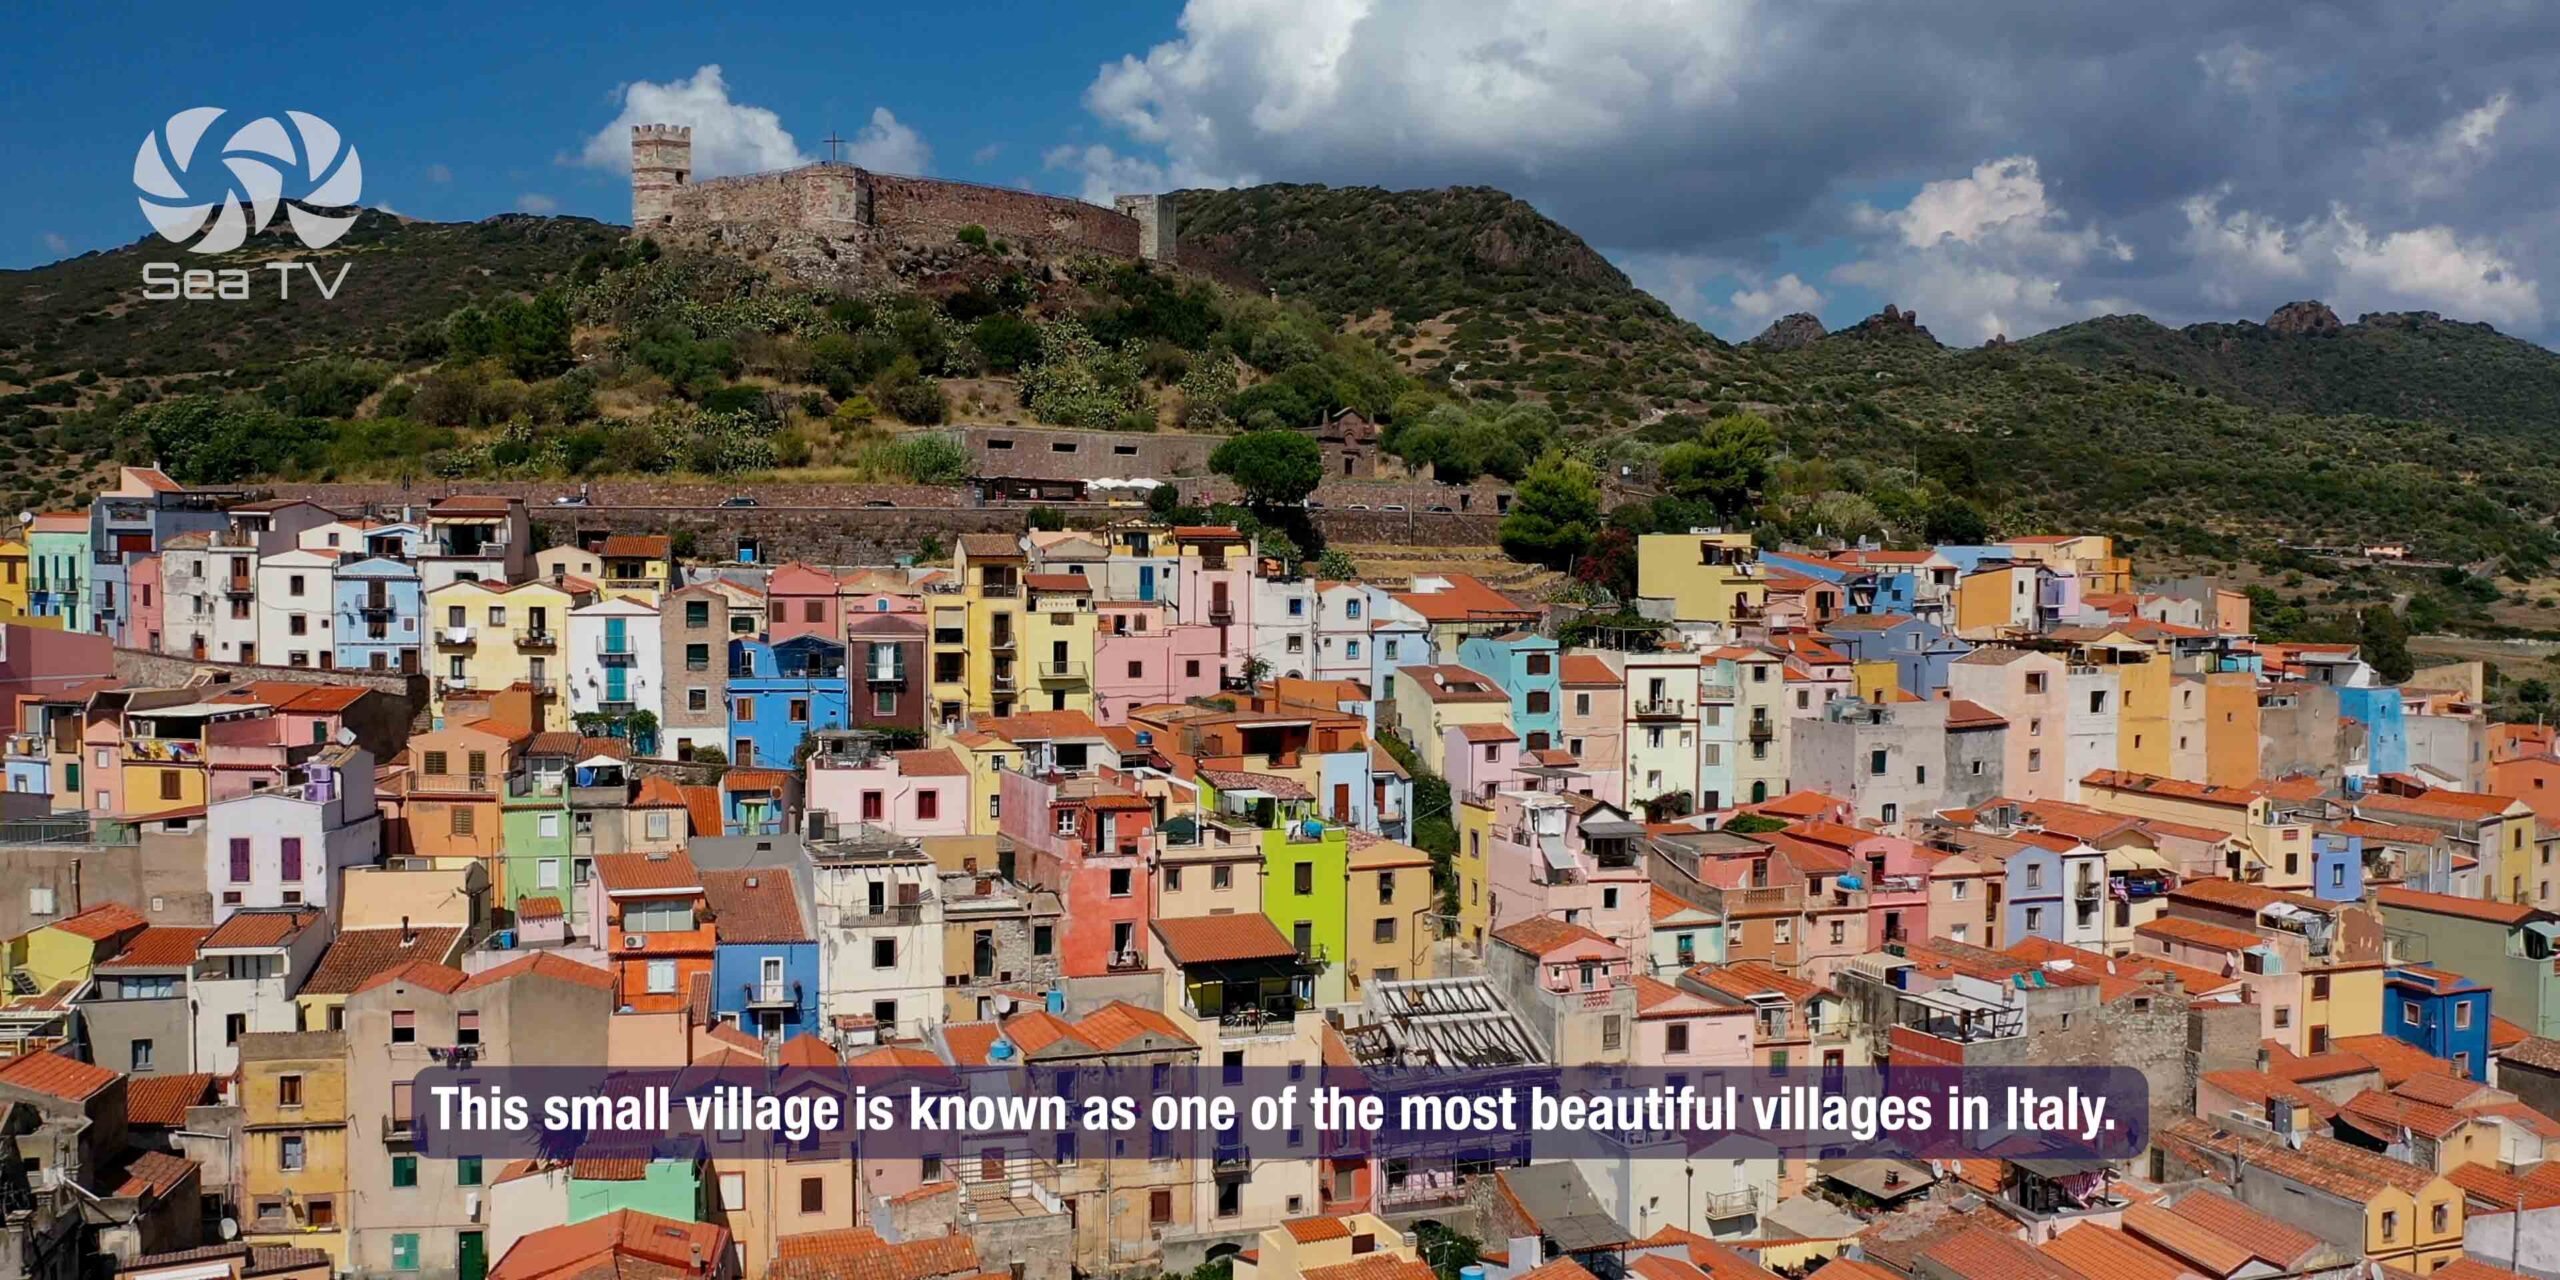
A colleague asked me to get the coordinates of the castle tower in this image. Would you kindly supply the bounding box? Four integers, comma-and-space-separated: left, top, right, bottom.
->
631, 124, 693, 228
1113, 194, 1176, 263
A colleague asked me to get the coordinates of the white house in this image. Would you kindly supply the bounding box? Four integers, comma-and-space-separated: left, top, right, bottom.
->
1249, 574, 1316, 681
568, 597, 664, 724
204, 746, 379, 922
808, 839, 945, 1040
160, 533, 261, 663
190, 907, 330, 1075
255, 547, 341, 670
1312, 581, 1372, 683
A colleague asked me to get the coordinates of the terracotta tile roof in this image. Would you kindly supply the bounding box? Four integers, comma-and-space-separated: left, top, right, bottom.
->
2117, 1203, 2252, 1275
301, 927, 465, 995
99, 926, 211, 969
956, 533, 1023, 560
203, 908, 322, 950
1803, 1263, 1899, 1280
1750, 790, 1849, 819
1492, 917, 1615, 958
115, 1150, 199, 1199
1304, 1258, 1435, 1280
47, 901, 147, 942
2163, 1188, 2325, 1266
894, 748, 967, 777
1921, 1227, 2076, 1280
2379, 885, 2544, 925
1392, 574, 1535, 622
357, 960, 469, 996
2435, 1261, 2534, 1280
2340, 1087, 2471, 1140
430, 495, 517, 516
598, 535, 668, 559
1200, 768, 1313, 800
594, 850, 702, 893
2330, 1034, 2463, 1087
2134, 916, 2261, 953
1282, 1218, 1349, 1243
517, 897, 565, 921
2393, 1070, 2494, 1110
2503, 1033, 2560, 1071
1509, 1262, 1598, 1280
770, 1228, 977, 1280
1650, 890, 1709, 923
2200, 1069, 2339, 1120
630, 775, 689, 809
680, 786, 723, 838
2363, 786, 2523, 821
722, 768, 788, 790
2170, 877, 2327, 914
939, 1023, 1001, 1067
125, 1072, 218, 1126
490, 1209, 731, 1280
699, 869, 808, 944
2495, 1015, 2532, 1052
2082, 769, 2261, 807
1396, 663, 1510, 703
1689, 960, 1826, 1005
2263, 1044, 2379, 1084
1561, 654, 1619, 686
1152, 914, 1297, 966
2037, 1222, 2196, 1280
0, 1049, 119, 1102
1021, 572, 1092, 593
572, 1157, 649, 1182
975, 709, 1105, 741
460, 951, 616, 994
2449, 1161, 2560, 1210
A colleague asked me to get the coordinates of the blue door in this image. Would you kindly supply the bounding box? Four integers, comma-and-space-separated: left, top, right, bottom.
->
1138, 565, 1156, 602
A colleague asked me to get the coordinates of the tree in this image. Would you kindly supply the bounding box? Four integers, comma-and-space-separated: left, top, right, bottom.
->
1499, 450, 1601, 569
1657, 412, 1777, 525
1146, 483, 1184, 517
2359, 605, 2414, 683
1316, 549, 1359, 579
1210, 430, 1322, 509
1922, 496, 1992, 545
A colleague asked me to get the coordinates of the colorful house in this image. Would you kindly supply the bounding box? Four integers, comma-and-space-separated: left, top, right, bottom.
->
701, 868, 818, 1042
568, 597, 664, 742
26, 512, 90, 631
998, 766, 1158, 978
726, 635, 849, 769
1457, 630, 1563, 752
1634, 531, 1764, 627
593, 849, 713, 1014
333, 552, 424, 674
2383, 965, 2493, 1081
428, 579, 585, 731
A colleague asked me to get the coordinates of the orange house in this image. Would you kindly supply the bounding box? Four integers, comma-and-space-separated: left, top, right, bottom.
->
401, 719, 529, 869
592, 849, 713, 1014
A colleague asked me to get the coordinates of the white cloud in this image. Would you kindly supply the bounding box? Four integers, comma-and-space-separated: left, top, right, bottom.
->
1727, 273, 1825, 331
2183, 193, 2541, 329
971, 142, 1005, 165
2196, 43, 2270, 92
840, 107, 930, 174
2363, 92, 2513, 199
40, 233, 68, 255
516, 193, 560, 214
426, 163, 453, 184
1621, 251, 1826, 337
1834, 157, 2133, 344
1041, 143, 1245, 206
575, 64, 809, 178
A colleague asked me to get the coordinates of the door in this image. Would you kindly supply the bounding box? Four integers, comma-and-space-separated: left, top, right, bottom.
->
459, 1230, 486, 1280
1138, 565, 1156, 602
1331, 784, 1351, 823
982, 1147, 1005, 1180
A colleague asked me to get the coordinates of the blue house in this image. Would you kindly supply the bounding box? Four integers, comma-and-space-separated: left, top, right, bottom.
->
1457, 631, 1563, 751
1817, 613, 1971, 697
1762, 551, 1917, 616
727, 635, 849, 769
2000, 839, 2066, 944
700, 867, 820, 1041
2384, 965, 2493, 1081
2338, 686, 2410, 778
2310, 832, 2364, 903
333, 553, 425, 673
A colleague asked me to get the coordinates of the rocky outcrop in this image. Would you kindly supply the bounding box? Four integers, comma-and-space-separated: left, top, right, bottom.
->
1836, 304, 1940, 345
2266, 300, 2342, 336
1749, 312, 1827, 351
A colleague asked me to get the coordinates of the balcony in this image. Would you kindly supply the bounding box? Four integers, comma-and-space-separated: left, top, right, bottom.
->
979, 582, 1020, 600
599, 700, 637, 716
515, 629, 557, 649
224, 577, 254, 597
1701, 1187, 1760, 1220
743, 980, 802, 1011
439, 626, 476, 646
1039, 661, 1087, 683
1213, 1145, 1250, 1171
836, 902, 926, 928
1634, 698, 1688, 718
2073, 878, 2102, 900
437, 677, 476, 695
1208, 603, 1234, 624
5, 734, 49, 759
866, 667, 907, 687
1107, 949, 1148, 973
1747, 718, 1775, 743
988, 632, 1018, 651
382, 1113, 416, 1143
598, 646, 637, 666
992, 672, 1019, 693
358, 599, 395, 618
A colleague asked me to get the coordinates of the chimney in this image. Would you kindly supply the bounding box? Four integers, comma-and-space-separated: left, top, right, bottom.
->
400, 915, 415, 946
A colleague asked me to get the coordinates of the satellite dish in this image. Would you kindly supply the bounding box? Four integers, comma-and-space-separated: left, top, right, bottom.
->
219, 1217, 238, 1241
14, 513, 29, 527
994, 994, 1017, 1015
335, 727, 357, 746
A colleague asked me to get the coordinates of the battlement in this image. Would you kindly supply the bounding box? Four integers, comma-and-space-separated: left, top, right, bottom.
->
624, 121, 1174, 281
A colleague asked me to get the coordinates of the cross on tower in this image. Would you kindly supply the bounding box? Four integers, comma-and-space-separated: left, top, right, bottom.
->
821, 132, 849, 164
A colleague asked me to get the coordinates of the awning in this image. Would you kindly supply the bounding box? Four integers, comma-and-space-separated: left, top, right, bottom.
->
1579, 819, 1646, 839
1539, 839, 1576, 873
2106, 846, 2173, 874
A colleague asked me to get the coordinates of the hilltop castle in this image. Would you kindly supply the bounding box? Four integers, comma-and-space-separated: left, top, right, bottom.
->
629, 124, 1173, 282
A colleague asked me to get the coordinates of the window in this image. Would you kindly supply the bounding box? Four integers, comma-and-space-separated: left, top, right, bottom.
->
801, 1177, 824, 1213
1150, 1188, 1174, 1224
130, 1039, 153, 1071
2273, 1006, 2292, 1029
391, 1011, 416, 1044
272, 1134, 308, 1174
719, 1172, 745, 1211
278, 1075, 304, 1107
2381, 1211, 2397, 1242
1032, 925, 1054, 956
457, 1011, 480, 1045
391, 1158, 418, 1189
872, 939, 897, 968
737, 697, 755, 722
161, 771, 182, 800
1374, 918, 1396, 943
647, 960, 676, 993
25, 886, 52, 917
1295, 862, 1313, 894
391, 1234, 420, 1271
1667, 1023, 1690, 1053
2312, 974, 2330, 1000
2457, 1002, 2475, 1029
917, 790, 940, 822
790, 698, 810, 723
2431, 1201, 2449, 1234
2027, 748, 2042, 772
690, 689, 709, 712
1602, 1015, 1623, 1051
2024, 907, 2044, 933
646, 811, 671, 841
1212, 864, 1233, 890
451, 807, 474, 836
228, 838, 251, 882
1869, 748, 1888, 776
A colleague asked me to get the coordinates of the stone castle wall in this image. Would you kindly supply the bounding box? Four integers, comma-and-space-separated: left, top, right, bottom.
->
865, 172, 1140, 259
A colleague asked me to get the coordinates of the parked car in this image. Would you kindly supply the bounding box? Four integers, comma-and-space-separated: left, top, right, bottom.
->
719, 496, 760, 508
552, 493, 589, 507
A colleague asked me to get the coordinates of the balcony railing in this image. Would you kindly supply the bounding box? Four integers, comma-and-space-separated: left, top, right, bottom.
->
1107, 949, 1148, 973
598, 646, 637, 666
743, 980, 802, 1011
1635, 698, 1687, 718
439, 626, 476, 646
1208, 604, 1234, 624
1039, 661, 1087, 682
382, 1114, 416, 1143
988, 632, 1018, 651
1702, 1187, 1759, 1219
979, 583, 1020, 600
4, 734, 49, 759
1747, 718, 1775, 742
867, 667, 907, 686
515, 629, 557, 648
224, 577, 254, 596
991, 672, 1018, 693
437, 677, 476, 695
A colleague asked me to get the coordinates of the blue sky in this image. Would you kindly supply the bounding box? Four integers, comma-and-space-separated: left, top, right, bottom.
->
13, 2, 2559, 346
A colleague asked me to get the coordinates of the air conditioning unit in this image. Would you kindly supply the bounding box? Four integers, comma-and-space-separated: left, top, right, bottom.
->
625, 935, 645, 950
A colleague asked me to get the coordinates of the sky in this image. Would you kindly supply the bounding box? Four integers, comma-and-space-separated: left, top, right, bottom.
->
13, 1, 2560, 346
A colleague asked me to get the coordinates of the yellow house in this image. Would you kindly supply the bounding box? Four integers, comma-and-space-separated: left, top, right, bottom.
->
1453, 798, 1495, 957
2116, 653, 2174, 777
1021, 571, 1097, 716
928, 533, 1029, 721
1852, 660, 1902, 703
2170, 1124, 2463, 1275
0, 540, 29, 622
238, 1029, 349, 1262
1636, 531, 1765, 626
2003, 534, 2133, 595
1952, 563, 2036, 637
939, 724, 1021, 836
1389, 664, 1511, 777
2080, 769, 2308, 885
9, 902, 146, 992
427, 578, 587, 729
1344, 838, 1436, 1001
2202, 671, 2261, 789
597, 534, 672, 605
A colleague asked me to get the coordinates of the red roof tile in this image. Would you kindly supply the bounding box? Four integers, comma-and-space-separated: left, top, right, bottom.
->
0, 1049, 118, 1102
358, 960, 469, 996
769, 1228, 977, 1280
300, 927, 465, 995
47, 902, 147, 942
202, 909, 323, 950
124, 1072, 217, 1126
893, 748, 967, 777
1491, 917, 1616, 958
2037, 1223, 2195, 1280
1152, 915, 1297, 966
115, 1150, 199, 1199
490, 1209, 731, 1280
100, 926, 211, 969
2379, 885, 2544, 925
593, 850, 702, 893
699, 869, 808, 944
2164, 1188, 2324, 1267
458, 952, 615, 994
2134, 916, 2262, 953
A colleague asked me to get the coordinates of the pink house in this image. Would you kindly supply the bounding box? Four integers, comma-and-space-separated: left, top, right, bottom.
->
1173, 527, 1253, 678
1444, 722, 1524, 801
127, 556, 165, 653
835, 569, 924, 624
1632, 975, 1754, 1068
763, 563, 842, 644
1492, 917, 1630, 995
1484, 791, 1651, 957
1559, 654, 1623, 808
803, 743, 971, 837
1782, 820, 1934, 949
0, 624, 113, 734
1092, 604, 1222, 724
